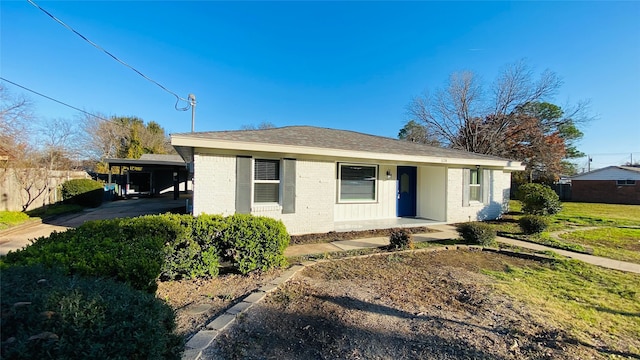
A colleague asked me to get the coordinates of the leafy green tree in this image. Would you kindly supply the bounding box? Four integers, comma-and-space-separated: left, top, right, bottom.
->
398, 120, 440, 146
82, 115, 175, 172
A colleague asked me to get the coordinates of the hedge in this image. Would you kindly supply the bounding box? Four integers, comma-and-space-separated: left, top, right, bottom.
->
0, 219, 166, 293
61, 179, 104, 208
1, 213, 290, 290
0, 265, 183, 360
222, 214, 289, 274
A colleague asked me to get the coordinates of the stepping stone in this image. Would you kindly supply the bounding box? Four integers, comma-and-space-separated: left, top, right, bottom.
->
185, 303, 212, 315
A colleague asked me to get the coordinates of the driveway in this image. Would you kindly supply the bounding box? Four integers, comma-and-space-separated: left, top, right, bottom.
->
0, 194, 190, 256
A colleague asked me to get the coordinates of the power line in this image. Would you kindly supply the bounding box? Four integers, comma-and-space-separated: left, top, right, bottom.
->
1, 76, 112, 122
26, 0, 191, 111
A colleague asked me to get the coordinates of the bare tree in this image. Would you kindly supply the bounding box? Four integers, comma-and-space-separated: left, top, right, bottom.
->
408, 61, 563, 155
240, 121, 276, 130
0, 84, 33, 147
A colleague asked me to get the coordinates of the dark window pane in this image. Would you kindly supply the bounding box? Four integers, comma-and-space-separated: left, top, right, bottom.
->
254, 183, 279, 202
255, 159, 280, 180
340, 165, 376, 201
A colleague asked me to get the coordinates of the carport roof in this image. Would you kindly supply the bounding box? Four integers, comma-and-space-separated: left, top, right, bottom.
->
105, 154, 185, 167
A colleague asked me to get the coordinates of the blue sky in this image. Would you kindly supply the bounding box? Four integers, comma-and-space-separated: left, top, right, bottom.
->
2, 1, 639, 170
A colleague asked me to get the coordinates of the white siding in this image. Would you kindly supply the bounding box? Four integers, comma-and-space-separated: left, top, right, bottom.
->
192, 153, 236, 216
446, 168, 511, 223
334, 165, 397, 221
417, 166, 446, 221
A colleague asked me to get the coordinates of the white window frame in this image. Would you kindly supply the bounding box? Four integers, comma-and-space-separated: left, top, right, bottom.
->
337, 163, 378, 203
469, 168, 481, 202
617, 179, 636, 186
253, 158, 281, 205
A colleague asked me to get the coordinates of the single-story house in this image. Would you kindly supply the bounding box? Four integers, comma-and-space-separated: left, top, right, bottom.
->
570, 166, 640, 205
171, 126, 524, 235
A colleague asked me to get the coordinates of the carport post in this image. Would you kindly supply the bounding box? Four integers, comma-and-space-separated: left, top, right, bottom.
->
173, 167, 179, 200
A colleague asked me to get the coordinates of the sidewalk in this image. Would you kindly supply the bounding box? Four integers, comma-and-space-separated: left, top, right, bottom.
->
285, 224, 640, 274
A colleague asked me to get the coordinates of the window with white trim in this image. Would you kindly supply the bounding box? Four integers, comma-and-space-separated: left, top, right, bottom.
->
469, 168, 481, 202
254, 159, 280, 203
616, 179, 636, 186
338, 163, 377, 202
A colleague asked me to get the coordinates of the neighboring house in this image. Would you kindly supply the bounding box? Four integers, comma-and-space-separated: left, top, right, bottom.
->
171, 126, 524, 235
570, 166, 640, 205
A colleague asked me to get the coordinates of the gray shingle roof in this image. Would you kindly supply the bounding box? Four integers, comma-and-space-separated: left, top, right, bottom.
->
173, 126, 510, 162
139, 154, 184, 162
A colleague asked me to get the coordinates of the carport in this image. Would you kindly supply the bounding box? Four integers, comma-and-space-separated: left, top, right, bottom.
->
105, 154, 190, 200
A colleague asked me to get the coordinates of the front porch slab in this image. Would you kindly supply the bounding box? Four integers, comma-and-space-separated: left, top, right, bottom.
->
334, 217, 444, 232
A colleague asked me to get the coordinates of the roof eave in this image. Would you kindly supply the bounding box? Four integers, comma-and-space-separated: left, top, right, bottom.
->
171, 135, 524, 169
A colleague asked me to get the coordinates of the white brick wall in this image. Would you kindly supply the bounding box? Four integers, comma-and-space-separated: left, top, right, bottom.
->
191, 154, 513, 234
446, 168, 511, 223
252, 159, 335, 235
192, 153, 236, 216
192, 154, 334, 235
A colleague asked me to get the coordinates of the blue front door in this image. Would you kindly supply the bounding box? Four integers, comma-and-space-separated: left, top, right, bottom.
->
397, 166, 417, 217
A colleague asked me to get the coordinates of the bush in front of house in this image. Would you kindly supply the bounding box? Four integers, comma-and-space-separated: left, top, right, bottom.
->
2, 212, 291, 291
516, 183, 562, 215
0, 265, 183, 360
154, 213, 225, 280
221, 214, 290, 274
456, 222, 497, 246
519, 215, 550, 234
61, 178, 104, 208
389, 229, 414, 250
0, 219, 165, 293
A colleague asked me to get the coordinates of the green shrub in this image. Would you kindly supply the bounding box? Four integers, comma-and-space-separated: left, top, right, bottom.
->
0, 265, 182, 359
2, 212, 291, 290
516, 183, 562, 215
221, 214, 290, 274
519, 215, 550, 234
389, 229, 414, 250
456, 222, 497, 246
151, 213, 224, 280
61, 179, 104, 208
1, 219, 165, 293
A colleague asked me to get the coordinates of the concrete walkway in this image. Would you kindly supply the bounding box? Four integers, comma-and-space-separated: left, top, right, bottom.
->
286, 224, 640, 274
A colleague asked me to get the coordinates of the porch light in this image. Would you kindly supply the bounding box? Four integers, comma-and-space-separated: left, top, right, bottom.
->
386, 170, 392, 179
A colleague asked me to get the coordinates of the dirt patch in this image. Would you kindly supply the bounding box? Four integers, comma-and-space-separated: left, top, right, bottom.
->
156, 269, 283, 338
290, 226, 435, 245
204, 250, 603, 359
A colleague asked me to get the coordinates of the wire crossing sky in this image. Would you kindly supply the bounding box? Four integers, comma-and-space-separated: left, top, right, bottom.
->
1, 1, 639, 167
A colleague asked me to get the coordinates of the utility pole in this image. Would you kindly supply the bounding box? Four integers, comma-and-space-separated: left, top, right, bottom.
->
189, 93, 196, 133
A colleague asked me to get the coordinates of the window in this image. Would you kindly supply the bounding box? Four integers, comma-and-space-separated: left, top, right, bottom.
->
254, 159, 280, 203
469, 168, 481, 202
617, 179, 636, 186
339, 163, 377, 202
